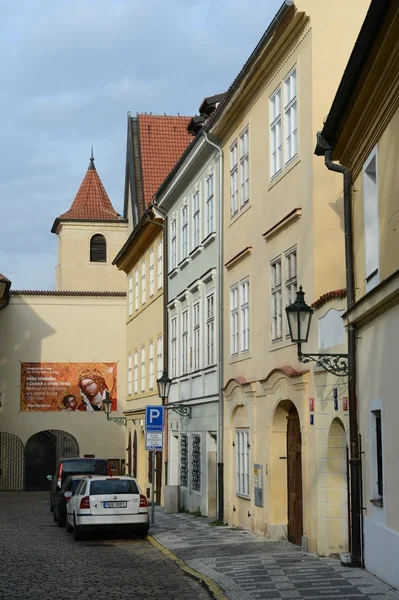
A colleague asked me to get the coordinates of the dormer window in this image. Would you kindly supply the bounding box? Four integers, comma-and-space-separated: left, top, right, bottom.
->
90, 234, 106, 262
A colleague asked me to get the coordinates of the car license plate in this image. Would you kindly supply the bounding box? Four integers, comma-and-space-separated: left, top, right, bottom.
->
103, 501, 127, 508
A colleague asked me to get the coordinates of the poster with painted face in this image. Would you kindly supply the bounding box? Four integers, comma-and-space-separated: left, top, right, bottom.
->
20, 362, 117, 412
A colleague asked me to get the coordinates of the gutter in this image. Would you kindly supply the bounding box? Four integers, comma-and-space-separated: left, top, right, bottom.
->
203, 131, 224, 523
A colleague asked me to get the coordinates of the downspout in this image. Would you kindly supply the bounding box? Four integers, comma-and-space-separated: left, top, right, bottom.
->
203, 131, 224, 523
318, 134, 362, 568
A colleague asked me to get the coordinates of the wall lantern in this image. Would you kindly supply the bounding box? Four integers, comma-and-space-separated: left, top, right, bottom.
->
103, 391, 127, 426
285, 286, 348, 376
157, 370, 191, 418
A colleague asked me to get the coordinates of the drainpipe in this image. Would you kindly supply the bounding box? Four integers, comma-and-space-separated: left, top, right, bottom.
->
317, 133, 362, 568
203, 131, 224, 523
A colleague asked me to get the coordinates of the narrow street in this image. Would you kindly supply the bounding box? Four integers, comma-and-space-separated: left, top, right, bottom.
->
0, 492, 211, 600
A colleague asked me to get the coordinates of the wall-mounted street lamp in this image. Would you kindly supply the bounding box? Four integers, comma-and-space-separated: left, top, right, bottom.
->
103, 392, 127, 426
157, 370, 192, 418
285, 286, 348, 376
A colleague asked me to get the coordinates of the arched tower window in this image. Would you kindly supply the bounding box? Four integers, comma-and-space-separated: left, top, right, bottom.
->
90, 234, 106, 262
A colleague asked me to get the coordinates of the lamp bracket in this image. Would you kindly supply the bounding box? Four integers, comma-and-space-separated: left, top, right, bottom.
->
166, 404, 192, 418
298, 351, 348, 376
106, 414, 127, 426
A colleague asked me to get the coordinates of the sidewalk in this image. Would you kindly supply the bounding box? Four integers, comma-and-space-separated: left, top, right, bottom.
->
148, 508, 399, 600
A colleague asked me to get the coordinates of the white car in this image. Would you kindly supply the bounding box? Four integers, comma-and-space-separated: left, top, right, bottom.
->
66, 475, 149, 540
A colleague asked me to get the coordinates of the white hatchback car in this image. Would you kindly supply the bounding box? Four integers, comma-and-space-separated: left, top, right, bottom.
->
66, 475, 149, 540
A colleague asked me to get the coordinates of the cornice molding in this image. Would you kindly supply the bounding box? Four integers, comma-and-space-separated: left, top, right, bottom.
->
224, 246, 253, 271
263, 208, 302, 242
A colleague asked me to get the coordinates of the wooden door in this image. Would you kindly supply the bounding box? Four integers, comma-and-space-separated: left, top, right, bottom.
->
287, 406, 303, 545
133, 431, 137, 478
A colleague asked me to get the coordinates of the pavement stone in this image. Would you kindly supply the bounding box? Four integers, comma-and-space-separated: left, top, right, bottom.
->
150, 507, 399, 600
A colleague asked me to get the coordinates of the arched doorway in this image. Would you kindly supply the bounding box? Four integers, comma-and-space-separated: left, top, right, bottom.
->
0, 432, 24, 491
326, 418, 349, 554
25, 430, 79, 491
287, 405, 303, 545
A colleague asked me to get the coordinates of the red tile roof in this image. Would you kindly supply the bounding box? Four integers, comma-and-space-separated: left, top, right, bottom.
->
10, 290, 126, 297
138, 114, 192, 207
312, 289, 346, 309
0, 273, 10, 282
57, 157, 119, 222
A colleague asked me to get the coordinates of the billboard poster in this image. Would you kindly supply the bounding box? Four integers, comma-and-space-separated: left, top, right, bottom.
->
20, 362, 117, 412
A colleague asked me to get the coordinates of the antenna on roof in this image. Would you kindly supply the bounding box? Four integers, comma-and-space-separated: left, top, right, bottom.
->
89, 145, 95, 170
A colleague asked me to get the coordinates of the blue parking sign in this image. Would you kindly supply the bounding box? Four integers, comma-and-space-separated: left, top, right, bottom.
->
145, 405, 164, 432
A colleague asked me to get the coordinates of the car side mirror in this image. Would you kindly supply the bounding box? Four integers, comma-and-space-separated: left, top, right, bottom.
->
47, 475, 53, 481
64, 491, 73, 501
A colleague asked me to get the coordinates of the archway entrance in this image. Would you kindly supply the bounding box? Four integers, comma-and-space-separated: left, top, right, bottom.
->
287, 405, 303, 545
326, 418, 349, 554
25, 430, 79, 491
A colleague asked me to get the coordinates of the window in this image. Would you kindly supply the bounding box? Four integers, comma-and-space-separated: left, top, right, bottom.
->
141, 346, 146, 393
149, 249, 154, 297
171, 219, 177, 270
193, 302, 200, 371
230, 286, 239, 355
128, 276, 133, 316
206, 173, 214, 235
236, 429, 249, 497
171, 317, 177, 377
181, 205, 188, 261
271, 258, 282, 341
133, 350, 138, 394
240, 128, 249, 207
284, 68, 297, 163
240, 279, 250, 352
285, 249, 297, 334
363, 148, 380, 292
180, 434, 188, 487
206, 294, 215, 366
127, 353, 132, 396
192, 191, 200, 249
141, 261, 146, 305
149, 341, 154, 390
157, 336, 163, 379
270, 88, 282, 177
157, 238, 163, 289
230, 141, 238, 216
134, 269, 139, 311
182, 310, 188, 374
192, 434, 201, 492
90, 234, 106, 262
372, 409, 384, 501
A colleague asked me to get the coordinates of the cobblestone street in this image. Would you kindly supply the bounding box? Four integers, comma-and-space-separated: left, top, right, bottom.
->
0, 493, 211, 600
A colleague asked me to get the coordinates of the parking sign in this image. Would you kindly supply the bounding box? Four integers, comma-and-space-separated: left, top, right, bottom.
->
145, 405, 164, 432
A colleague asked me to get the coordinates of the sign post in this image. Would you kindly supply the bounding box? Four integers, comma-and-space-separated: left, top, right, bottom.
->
145, 406, 164, 524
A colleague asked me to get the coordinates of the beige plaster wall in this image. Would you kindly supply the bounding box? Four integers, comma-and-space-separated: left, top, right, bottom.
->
56, 222, 128, 292
0, 293, 127, 459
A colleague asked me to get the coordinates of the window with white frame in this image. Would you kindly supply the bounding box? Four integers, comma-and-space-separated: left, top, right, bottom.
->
149, 341, 154, 390
157, 238, 163, 289
236, 429, 250, 497
193, 302, 200, 371
285, 248, 297, 334
230, 141, 238, 216
192, 191, 200, 249
133, 350, 138, 394
157, 336, 162, 379
128, 353, 132, 396
206, 173, 214, 235
181, 205, 188, 261
240, 128, 249, 207
171, 219, 177, 270
182, 310, 188, 374
230, 286, 239, 355
128, 276, 133, 316
271, 258, 282, 341
206, 294, 215, 366
270, 88, 282, 177
149, 249, 154, 297
240, 279, 250, 352
363, 148, 380, 292
141, 260, 146, 305
134, 269, 139, 311
171, 317, 177, 377
284, 68, 297, 164
371, 409, 384, 502
141, 346, 146, 392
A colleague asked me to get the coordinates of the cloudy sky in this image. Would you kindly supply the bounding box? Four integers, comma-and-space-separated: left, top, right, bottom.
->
0, 0, 281, 290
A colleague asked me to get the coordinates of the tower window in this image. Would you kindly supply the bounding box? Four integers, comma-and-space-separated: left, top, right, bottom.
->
90, 234, 106, 262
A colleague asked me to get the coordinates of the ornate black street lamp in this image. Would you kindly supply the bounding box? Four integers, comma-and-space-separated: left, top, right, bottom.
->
103, 391, 127, 426
157, 370, 191, 418
285, 286, 348, 376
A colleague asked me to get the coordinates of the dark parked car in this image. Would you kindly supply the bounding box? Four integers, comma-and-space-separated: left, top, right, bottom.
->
54, 475, 87, 527
49, 457, 112, 512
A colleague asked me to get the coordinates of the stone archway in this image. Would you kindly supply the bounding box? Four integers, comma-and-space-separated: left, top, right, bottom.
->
326, 418, 349, 554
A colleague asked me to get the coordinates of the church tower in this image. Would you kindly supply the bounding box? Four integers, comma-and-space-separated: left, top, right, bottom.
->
51, 152, 128, 292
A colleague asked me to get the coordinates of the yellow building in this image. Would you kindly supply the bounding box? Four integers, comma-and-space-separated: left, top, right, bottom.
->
316, 0, 399, 587
208, 0, 369, 552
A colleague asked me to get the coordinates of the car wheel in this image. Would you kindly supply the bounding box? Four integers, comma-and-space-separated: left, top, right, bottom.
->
73, 516, 82, 541
137, 526, 149, 539
65, 515, 73, 533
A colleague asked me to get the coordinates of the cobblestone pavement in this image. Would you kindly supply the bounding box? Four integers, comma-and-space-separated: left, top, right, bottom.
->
151, 508, 399, 600
0, 493, 211, 600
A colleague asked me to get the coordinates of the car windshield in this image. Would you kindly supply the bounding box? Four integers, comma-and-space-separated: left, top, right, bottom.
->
90, 479, 139, 495
63, 460, 108, 475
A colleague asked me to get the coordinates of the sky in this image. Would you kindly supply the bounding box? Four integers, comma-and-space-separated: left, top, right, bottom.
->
0, 0, 281, 290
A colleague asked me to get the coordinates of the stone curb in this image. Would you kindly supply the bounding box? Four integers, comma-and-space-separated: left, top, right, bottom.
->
147, 534, 231, 600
